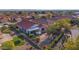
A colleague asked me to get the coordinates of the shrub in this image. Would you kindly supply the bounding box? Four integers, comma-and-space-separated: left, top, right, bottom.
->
47, 32, 64, 49
29, 34, 35, 38
13, 36, 25, 46
1, 26, 11, 34
2, 41, 15, 50
2, 29, 11, 34
29, 34, 36, 40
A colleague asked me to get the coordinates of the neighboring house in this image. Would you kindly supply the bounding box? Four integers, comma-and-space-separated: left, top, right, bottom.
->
17, 19, 44, 35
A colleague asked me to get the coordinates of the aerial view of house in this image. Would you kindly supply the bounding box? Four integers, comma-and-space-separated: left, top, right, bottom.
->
0, 10, 79, 50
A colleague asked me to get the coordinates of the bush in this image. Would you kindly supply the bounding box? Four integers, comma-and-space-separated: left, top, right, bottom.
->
13, 36, 25, 46
29, 34, 36, 40
2, 41, 15, 50
29, 34, 35, 38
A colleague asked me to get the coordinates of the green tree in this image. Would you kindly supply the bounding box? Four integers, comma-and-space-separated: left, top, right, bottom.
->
47, 23, 60, 34
56, 19, 71, 30
47, 19, 71, 34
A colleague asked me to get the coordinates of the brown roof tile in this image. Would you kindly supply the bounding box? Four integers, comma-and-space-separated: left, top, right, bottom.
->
17, 19, 35, 29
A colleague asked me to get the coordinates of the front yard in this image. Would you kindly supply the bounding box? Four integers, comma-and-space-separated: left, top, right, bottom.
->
1, 35, 26, 50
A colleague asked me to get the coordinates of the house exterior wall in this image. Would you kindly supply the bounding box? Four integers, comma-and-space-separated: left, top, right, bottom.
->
25, 26, 42, 35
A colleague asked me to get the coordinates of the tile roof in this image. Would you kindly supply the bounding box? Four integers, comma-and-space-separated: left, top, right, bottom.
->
17, 19, 35, 29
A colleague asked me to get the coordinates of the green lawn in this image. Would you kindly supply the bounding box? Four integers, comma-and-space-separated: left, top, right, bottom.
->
2, 41, 15, 50
1, 36, 25, 50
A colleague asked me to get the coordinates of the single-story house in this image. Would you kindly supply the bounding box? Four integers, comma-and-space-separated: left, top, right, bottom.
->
17, 19, 45, 35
